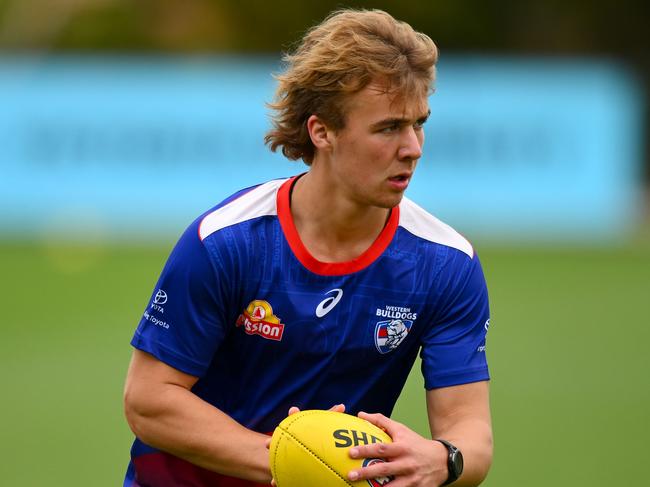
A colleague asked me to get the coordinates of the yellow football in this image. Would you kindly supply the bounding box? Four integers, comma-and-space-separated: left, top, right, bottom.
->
269, 410, 393, 487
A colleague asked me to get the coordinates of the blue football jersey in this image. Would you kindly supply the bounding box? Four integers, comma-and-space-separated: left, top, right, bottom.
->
125, 176, 490, 487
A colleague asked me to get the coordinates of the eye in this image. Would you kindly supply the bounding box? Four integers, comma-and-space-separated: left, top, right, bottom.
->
380, 123, 399, 133
414, 117, 428, 130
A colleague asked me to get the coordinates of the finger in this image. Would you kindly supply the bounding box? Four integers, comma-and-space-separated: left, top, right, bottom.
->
349, 471, 410, 487
347, 458, 400, 483
369, 476, 410, 487
265, 437, 272, 449
358, 411, 400, 437
287, 406, 300, 415
349, 440, 402, 461
271, 478, 277, 487
328, 403, 345, 413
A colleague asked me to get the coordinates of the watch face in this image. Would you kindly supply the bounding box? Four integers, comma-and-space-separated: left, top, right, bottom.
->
451, 449, 464, 475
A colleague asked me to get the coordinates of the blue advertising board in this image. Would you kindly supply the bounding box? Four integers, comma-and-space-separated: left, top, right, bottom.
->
0, 55, 643, 242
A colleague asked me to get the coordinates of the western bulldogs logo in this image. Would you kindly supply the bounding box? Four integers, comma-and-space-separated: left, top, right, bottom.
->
374, 319, 413, 354
362, 458, 393, 486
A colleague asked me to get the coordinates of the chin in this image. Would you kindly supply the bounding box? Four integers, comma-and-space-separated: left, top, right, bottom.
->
375, 193, 404, 209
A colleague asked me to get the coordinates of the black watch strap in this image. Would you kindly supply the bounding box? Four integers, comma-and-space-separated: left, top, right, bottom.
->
435, 438, 463, 486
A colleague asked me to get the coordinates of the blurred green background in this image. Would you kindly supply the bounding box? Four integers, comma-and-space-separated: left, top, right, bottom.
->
1, 1, 649, 486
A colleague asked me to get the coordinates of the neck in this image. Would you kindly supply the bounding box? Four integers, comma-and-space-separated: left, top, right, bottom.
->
290, 171, 391, 263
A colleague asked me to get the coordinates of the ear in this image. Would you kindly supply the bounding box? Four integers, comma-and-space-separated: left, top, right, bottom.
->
307, 114, 333, 152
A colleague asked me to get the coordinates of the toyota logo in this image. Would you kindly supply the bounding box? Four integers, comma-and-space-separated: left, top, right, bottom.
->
154, 289, 168, 305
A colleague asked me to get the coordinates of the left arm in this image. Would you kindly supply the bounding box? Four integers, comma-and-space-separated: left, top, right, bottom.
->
346, 380, 492, 487
426, 380, 493, 486
349, 251, 493, 486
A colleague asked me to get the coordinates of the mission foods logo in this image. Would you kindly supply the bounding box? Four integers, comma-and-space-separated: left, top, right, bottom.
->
236, 300, 285, 341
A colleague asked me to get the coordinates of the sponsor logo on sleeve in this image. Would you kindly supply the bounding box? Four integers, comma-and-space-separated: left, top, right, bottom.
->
153, 289, 168, 305
150, 288, 167, 314
143, 310, 170, 329
236, 300, 285, 341
477, 318, 490, 352
142, 288, 171, 329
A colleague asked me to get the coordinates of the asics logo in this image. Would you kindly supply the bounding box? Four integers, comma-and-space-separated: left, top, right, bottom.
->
315, 289, 343, 318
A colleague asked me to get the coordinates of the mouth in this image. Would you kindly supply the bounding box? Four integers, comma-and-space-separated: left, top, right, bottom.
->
388, 172, 412, 183
387, 173, 412, 190
389, 174, 410, 182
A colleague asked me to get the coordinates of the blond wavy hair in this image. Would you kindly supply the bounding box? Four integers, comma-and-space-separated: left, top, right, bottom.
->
264, 9, 439, 164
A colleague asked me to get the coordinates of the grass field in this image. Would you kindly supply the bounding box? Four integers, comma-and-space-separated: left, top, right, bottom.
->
1, 239, 649, 485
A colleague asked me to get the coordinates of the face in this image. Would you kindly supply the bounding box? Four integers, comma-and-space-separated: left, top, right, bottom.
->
321, 81, 430, 210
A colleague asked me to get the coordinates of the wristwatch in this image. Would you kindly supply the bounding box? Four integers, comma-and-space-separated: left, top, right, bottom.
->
435, 439, 463, 486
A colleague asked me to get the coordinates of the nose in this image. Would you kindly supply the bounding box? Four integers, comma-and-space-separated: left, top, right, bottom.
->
398, 126, 423, 161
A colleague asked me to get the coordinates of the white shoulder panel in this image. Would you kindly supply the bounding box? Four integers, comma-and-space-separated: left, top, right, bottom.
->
198, 179, 284, 241
399, 197, 474, 258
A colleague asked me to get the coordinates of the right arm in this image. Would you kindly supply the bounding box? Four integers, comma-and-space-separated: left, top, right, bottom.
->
123, 349, 272, 483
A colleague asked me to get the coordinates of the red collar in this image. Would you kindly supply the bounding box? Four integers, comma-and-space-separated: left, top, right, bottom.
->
276, 176, 399, 276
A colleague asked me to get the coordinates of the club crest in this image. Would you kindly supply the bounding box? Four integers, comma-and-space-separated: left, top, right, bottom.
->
374, 319, 413, 354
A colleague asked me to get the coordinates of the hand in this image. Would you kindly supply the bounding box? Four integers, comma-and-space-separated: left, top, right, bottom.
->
287, 403, 346, 416
265, 403, 346, 450
266, 404, 346, 487
347, 412, 449, 487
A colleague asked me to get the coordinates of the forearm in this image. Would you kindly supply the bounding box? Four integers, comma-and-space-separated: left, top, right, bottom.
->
436, 417, 493, 486
125, 383, 271, 483
426, 382, 493, 486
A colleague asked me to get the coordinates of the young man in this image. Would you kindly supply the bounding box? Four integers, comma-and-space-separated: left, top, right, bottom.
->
124, 9, 493, 487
